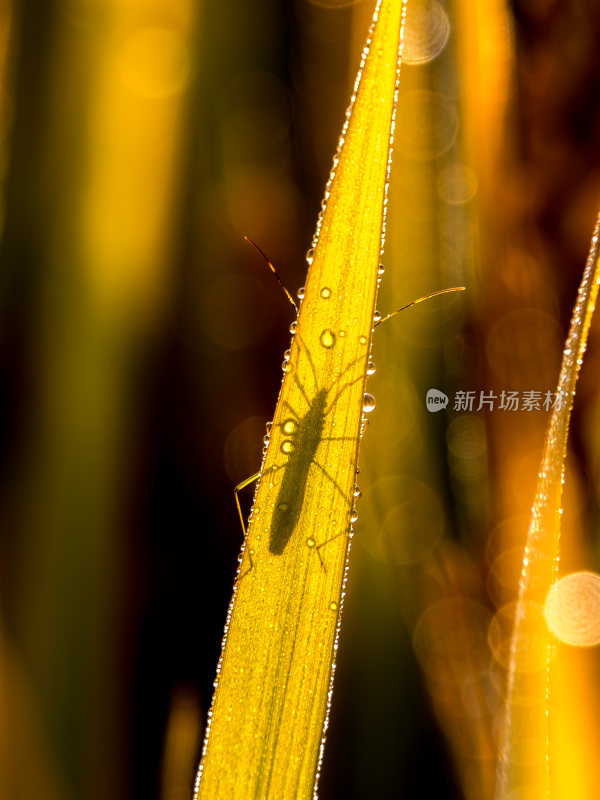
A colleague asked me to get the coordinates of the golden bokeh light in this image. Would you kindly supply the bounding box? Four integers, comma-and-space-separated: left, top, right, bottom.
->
437, 163, 478, 206
361, 475, 445, 564
402, 0, 450, 65
488, 601, 554, 673
394, 90, 458, 160
545, 572, 600, 647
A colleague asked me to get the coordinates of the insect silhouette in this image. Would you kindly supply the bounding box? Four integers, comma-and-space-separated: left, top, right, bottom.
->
269, 336, 363, 559
235, 329, 362, 569
235, 236, 464, 569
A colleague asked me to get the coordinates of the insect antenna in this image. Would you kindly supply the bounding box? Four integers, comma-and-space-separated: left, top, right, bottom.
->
244, 235, 299, 314
375, 286, 465, 326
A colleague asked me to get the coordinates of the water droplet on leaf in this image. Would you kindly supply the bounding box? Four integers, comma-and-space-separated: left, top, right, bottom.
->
363, 393, 376, 412
320, 329, 336, 349
282, 419, 297, 435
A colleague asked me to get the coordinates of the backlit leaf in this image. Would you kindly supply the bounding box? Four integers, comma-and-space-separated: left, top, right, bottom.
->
496, 214, 600, 799
194, 1, 408, 797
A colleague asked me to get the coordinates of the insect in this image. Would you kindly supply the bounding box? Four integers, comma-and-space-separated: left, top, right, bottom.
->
235, 237, 464, 569
270, 335, 363, 559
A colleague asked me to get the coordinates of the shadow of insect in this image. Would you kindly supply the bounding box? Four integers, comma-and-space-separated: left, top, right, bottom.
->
236, 333, 364, 573
234, 237, 465, 575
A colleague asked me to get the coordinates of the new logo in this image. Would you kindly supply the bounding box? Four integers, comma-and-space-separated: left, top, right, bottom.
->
426, 388, 448, 412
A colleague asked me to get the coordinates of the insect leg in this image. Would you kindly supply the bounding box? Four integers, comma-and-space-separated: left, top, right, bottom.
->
294, 333, 319, 393
234, 472, 260, 538
324, 373, 364, 415
305, 459, 356, 571
234, 472, 260, 577
235, 465, 278, 576
282, 400, 300, 421
317, 525, 349, 565
312, 460, 352, 508
375, 286, 465, 326
291, 370, 312, 411
244, 235, 298, 313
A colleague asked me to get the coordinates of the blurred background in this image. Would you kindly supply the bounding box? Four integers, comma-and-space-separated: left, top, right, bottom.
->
1, 0, 600, 798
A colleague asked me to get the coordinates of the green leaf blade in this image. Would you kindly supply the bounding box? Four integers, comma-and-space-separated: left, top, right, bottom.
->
496, 214, 600, 799
195, 2, 407, 798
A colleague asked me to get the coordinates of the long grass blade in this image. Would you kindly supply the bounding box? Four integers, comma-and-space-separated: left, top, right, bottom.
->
496, 214, 600, 799
194, 1, 407, 797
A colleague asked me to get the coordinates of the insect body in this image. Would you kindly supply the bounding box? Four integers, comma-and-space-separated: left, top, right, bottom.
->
234, 335, 360, 571
235, 237, 465, 568
270, 386, 328, 555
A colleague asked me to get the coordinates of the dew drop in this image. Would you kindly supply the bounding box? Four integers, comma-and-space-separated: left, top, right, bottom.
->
297, 287, 305, 301
350, 508, 358, 523
363, 393, 376, 413
373, 310, 382, 325
353, 485, 362, 499
367, 361, 376, 376
277, 502, 289, 512
378, 264, 385, 276
289, 320, 297, 335
307, 537, 315, 548
320, 286, 332, 299
329, 601, 338, 612
265, 421, 273, 434
338, 329, 346, 338
282, 361, 288, 372
282, 419, 297, 435
283, 349, 291, 362
306, 248, 314, 264
281, 440, 294, 455
263, 433, 270, 445
359, 335, 367, 345
320, 329, 336, 349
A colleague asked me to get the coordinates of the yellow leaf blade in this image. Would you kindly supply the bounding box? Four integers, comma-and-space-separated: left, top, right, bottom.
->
496, 214, 600, 799
194, 2, 407, 798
